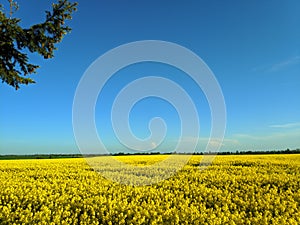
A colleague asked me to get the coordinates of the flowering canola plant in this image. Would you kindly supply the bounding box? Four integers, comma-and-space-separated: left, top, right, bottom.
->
0, 154, 299, 224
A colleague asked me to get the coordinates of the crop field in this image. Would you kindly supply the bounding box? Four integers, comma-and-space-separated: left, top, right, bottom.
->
0, 154, 299, 225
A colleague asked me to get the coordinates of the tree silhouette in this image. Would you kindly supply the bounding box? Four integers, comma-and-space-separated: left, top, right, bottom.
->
0, 0, 77, 90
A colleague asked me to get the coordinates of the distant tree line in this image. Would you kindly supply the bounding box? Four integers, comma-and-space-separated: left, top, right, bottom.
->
1, 148, 299, 160
0, 154, 83, 160
200, 148, 300, 155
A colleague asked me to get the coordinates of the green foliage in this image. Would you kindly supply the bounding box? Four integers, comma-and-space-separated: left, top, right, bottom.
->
0, 0, 77, 90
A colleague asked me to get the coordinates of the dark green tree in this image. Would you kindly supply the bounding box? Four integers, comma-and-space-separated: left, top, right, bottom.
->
0, 0, 77, 90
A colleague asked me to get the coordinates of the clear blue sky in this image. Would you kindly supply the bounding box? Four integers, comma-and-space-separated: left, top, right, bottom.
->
1, 0, 300, 154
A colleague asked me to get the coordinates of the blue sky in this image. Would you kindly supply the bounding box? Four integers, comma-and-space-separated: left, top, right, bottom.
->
1, 0, 300, 154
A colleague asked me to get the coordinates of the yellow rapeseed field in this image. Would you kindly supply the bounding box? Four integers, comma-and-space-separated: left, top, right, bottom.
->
0, 154, 299, 224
